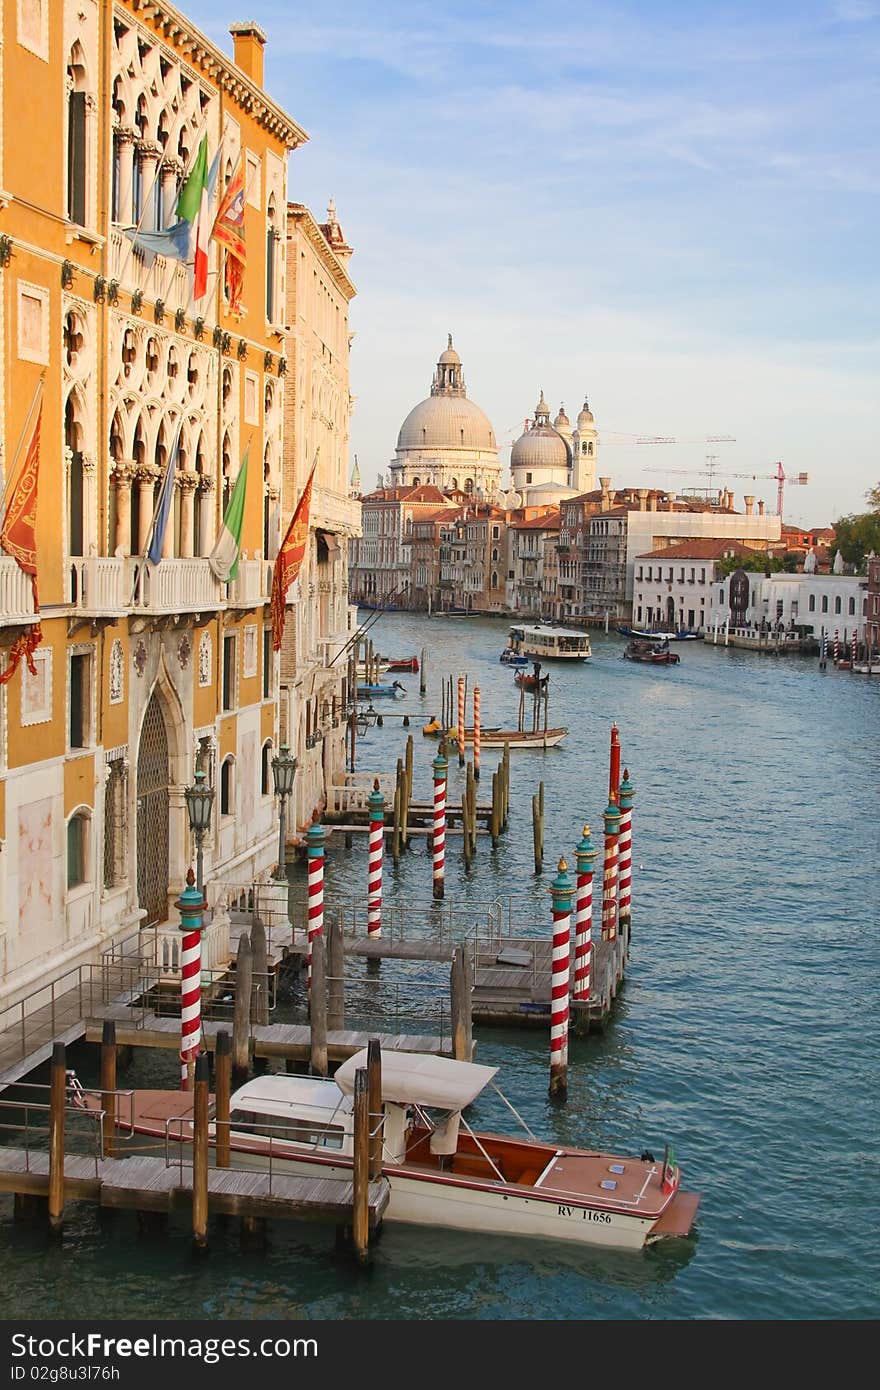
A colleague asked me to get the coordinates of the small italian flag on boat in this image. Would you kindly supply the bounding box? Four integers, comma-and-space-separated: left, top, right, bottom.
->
176, 134, 211, 301
208, 443, 249, 581
662, 1145, 677, 1193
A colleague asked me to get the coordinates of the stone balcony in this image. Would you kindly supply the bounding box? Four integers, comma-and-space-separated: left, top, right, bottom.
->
129, 558, 225, 617
0, 556, 37, 627
67, 557, 129, 614
108, 227, 191, 316
311, 485, 361, 537
227, 558, 272, 610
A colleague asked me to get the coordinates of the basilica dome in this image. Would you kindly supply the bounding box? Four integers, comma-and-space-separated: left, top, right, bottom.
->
397, 394, 497, 452
389, 336, 501, 493
510, 391, 571, 474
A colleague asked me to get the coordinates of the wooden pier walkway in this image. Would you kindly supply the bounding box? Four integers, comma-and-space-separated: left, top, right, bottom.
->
84, 1012, 450, 1060
471, 934, 628, 1030
0, 1147, 390, 1226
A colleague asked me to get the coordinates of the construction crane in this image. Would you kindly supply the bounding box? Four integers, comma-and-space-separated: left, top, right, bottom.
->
644, 459, 808, 517
599, 433, 736, 446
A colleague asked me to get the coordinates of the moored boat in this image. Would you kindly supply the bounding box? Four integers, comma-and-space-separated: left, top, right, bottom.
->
386, 656, 420, 672
88, 1050, 699, 1251
357, 680, 407, 698
451, 726, 567, 749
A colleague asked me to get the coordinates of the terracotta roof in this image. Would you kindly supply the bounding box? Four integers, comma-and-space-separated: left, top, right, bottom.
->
404, 484, 452, 502
636, 537, 762, 561
512, 510, 561, 530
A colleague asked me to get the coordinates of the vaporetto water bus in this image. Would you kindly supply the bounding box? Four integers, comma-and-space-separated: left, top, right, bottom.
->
504, 625, 592, 662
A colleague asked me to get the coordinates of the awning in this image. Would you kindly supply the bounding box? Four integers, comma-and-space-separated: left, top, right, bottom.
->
317, 529, 341, 556
334, 1049, 497, 1110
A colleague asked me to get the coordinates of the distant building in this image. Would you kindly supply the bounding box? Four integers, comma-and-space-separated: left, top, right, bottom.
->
509, 393, 598, 506
633, 539, 761, 633
867, 556, 880, 652
710, 572, 868, 639
508, 510, 561, 616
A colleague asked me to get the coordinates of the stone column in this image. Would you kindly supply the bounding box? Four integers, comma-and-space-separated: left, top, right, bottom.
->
115, 128, 136, 227
136, 143, 161, 228
178, 472, 199, 559
160, 158, 182, 230
112, 462, 135, 556
137, 465, 160, 555
198, 476, 216, 556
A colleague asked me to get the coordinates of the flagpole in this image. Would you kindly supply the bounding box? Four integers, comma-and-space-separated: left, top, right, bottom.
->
158, 116, 233, 306
0, 375, 45, 524
136, 415, 184, 574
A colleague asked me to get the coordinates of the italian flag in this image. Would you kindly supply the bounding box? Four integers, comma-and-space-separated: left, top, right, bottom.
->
208, 444, 249, 581
176, 135, 210, 301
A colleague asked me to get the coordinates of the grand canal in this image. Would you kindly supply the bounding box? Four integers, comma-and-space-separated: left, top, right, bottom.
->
2, 614, 876, 1320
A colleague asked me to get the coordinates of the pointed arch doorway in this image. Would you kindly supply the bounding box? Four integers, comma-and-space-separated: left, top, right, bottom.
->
137, 692, 170, 926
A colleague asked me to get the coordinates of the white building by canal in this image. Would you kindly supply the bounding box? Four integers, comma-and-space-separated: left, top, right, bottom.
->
709, 571, 868, 639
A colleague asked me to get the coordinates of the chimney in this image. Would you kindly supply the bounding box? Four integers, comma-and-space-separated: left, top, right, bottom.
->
757, 499, 765, 516
638, 488, 648, 513
744, 494, 754, 517
230, 21, 267, 87
649, 491, 657, 513
599, 476, 611, 511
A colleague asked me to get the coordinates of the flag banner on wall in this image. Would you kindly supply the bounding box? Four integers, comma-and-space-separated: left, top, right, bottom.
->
211, 158, 246, 312
0, 398, 44, 685
125, 146, 220, 268
145, 424, 182, 565
208, 442, 250, 582
176, 134, 211, 299
270, 457, 319, 652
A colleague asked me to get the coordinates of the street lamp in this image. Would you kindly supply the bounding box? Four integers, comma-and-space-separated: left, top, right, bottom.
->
271, 743, 297, 881
184, 768, 215, 896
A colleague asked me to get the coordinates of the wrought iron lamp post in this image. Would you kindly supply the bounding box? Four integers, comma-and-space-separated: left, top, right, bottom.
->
271, 744, 298, 881
184, 768, 214, 896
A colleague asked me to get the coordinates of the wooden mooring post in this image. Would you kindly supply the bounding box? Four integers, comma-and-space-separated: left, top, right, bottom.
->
48, 1042, 66, 1236
100, 1019, 117, 1159
352, 1066, 370, 1263
403, 734, 413, 847
192, 1053, 210, 1250
450, 945, 471, 1060
232, 931, 253, 1087
419, 647, 427, 695
532, 781, 545, 873
215, 1029, 231, 1169
490, 768, 501, 847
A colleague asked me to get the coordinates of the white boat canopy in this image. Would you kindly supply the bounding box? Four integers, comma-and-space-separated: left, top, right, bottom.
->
334, 1050, 497, 1110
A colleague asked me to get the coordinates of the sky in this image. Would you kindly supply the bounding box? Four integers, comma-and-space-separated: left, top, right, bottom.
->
186, 0, 880, 525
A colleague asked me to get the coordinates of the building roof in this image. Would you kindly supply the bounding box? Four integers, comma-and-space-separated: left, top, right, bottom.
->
512, 509, 561, 531
636, 537, 761, 561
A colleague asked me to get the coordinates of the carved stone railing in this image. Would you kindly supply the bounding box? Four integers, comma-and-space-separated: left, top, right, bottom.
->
227, 558, 271, 609
0, 557, 36, 624
128, 558, 225, 615
67, 557, 128, 613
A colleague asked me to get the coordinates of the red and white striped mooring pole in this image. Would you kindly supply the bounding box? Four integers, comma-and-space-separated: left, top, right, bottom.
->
367, 778, 385, 939
573, 825, 598, 1001
833, 629, 840, 664
601, 798, 622, 941
457, 675, 466, 768
432, 749, 448, 900
307, 819, 325, 985
177, 869, 204, 1090
617, 770, 635, 942
473, 685, 481, 781
549, 856, 574, 1099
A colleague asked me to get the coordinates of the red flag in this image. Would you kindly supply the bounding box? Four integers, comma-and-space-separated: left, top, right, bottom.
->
0, 400, 44, 685
271, 460, 318, 652
212, 160, 246, 313
1, 401, 42, 609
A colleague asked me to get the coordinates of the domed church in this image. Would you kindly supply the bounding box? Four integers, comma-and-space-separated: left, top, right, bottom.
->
509, 392, 598, 504
389, 336, 501, 494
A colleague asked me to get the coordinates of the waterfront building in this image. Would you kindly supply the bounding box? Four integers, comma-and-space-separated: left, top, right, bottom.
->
867, 555, 880, 651
349, 483, 453, 605
507, 509, 560, 616
387, 337, 501, 496
709, 571, 868, 639
633, 539, 760, 633
0, 6, 312, 1010
280, 200, 359, 826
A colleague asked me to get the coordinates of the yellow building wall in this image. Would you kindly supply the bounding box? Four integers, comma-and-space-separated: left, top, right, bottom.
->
5, 619, 68, 769
64, 755, 95, 815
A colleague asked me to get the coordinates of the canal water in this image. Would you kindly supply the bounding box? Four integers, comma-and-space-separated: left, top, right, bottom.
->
2, 615, 877, 1320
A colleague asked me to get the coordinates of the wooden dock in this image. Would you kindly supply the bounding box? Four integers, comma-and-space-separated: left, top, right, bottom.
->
471, 933, 628, 1031
0, 1147, 389, 1226
85, 1013, 450, 1060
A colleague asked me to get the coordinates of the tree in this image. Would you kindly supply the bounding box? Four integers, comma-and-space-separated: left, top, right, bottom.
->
717, 552, 783, 578
832, 510, 880, 571
865, 482, 880, 511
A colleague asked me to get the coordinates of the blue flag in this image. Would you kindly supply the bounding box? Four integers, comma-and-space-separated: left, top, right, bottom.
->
146, 425, 182, 565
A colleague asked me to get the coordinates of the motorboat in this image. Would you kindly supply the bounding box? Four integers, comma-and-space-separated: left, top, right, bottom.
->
623, 638, 680, 665
504, 624, 591, 662
386, 656, 420, 672
500, 649, 530, 667
356, 680, 407, 698
100, 1050, 700, 1251
618, 626, 698, 642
